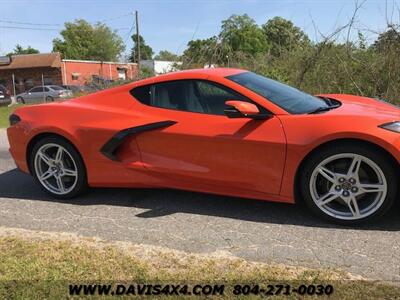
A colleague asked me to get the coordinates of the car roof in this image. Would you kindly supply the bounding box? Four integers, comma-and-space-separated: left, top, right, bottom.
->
154, 68, 246, 80
29, 85, 53, 89
132, 67, 247, 87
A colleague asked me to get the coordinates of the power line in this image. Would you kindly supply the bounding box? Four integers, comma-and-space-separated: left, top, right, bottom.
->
98, 12, 134, 23
0, 25, 130, 32
123, 24, 135, 44
0, 25, 60, 31
0, 20, 61, 26
0, 12, 134, 29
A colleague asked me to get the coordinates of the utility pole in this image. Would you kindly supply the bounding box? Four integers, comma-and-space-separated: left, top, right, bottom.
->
135, 10, 140, 78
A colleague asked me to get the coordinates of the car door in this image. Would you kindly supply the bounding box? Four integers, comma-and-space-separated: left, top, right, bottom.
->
133, 79, 286, 196
43, 87, 51, 98
24, 87, 37, 102
26, 87, 43, 102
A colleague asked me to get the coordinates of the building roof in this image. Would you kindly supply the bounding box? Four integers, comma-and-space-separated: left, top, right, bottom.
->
62, 59, 137, 65
0, 53, 61, 70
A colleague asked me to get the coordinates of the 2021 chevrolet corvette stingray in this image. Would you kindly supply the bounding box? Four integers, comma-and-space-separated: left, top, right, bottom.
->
7, 68, 400, 224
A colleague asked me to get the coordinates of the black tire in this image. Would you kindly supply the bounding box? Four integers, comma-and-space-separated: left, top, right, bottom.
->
17, 97, 25, 104
46, 96, 54, 102
300, 143, 397, 225
30, 136, 88, 199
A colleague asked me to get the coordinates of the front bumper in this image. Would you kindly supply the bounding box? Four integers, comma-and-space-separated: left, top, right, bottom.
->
7, 125, 30, 173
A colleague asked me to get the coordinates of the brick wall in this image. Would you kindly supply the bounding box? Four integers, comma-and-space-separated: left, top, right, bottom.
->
61, 60, 138, 85
0, 67, 62, 95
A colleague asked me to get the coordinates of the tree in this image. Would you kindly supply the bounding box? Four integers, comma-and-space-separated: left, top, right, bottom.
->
154, 50, 179, 61
262, 17, 310, 57
372, 26, 400, 51
129, 34, 153, 62
182, 37, 220, 67
53, 19, 125, 61
7, 44, 39, 56
219, 14, 269, 56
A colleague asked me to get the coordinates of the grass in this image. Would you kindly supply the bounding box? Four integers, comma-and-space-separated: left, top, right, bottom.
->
0, 229, 399, 299
0, 104, 22, 128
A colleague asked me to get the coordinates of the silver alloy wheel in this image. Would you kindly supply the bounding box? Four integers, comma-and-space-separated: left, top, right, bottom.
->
309, 153, 387, 220
34, 143, 78, 195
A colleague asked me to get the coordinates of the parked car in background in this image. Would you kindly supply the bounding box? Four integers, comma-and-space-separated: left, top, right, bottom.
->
0, 84, 10, 97
16, 85, 72, 104
0, 84, 11, 105
0, 91, 10, 105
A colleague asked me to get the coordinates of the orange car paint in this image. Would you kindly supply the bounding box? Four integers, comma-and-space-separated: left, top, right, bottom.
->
7, 68, 400, 204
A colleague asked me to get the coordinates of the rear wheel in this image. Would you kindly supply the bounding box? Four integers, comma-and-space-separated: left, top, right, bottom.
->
30, 136, 87, 199
300, 144, 397, 225
17, 97, 25, 104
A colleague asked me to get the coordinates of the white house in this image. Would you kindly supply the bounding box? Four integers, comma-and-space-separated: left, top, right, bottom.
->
140, 60, 182, 75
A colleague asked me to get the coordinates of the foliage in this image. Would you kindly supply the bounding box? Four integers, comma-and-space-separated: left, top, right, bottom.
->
180, 13, 400, 104
154, 50, 180, 61
52, 19, 125, 61
182, 36, 220, 67
372, 26, 400, 52
140, 66, 155, 79
262, 17, 310, 57
7, 45, 39, 56
0, 105, 23, 128
220, 14, 269, 56
129, 34, 154, 62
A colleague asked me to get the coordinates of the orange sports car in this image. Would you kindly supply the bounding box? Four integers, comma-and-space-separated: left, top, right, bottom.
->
7, 68, 400, 225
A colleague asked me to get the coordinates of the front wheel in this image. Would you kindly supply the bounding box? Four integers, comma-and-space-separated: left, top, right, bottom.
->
300, 144, 397, 225
30, 137, 87, 199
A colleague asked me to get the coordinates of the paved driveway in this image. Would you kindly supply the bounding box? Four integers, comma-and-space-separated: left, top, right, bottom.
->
0, 129, 399, 281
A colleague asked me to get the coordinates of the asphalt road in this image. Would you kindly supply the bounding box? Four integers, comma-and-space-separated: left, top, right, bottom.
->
0, 129, 399, 281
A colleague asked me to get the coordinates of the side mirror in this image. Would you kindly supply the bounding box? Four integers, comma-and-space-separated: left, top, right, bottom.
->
224, 100, 269, 120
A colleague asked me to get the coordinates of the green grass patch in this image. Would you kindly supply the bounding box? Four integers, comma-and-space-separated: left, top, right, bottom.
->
0, 104, 22, 128
0, 234, 399, 299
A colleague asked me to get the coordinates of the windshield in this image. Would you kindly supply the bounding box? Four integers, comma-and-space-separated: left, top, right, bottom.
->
226, 72, 328, 114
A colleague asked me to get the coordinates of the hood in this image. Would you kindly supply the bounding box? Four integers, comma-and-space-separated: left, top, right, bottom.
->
319, 94, 400, 122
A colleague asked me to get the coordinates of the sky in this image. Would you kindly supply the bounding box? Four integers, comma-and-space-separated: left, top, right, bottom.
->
0, 0, 398, 58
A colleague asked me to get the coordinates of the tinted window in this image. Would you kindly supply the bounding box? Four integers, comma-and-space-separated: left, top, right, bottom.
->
195, 81, 250, 115
131, 85, 151, 105
227, 72, 328, 114
30, 87, 43, 93
131, 80, 251, 116
44, 87, 50, 92
152, 80, 204, 112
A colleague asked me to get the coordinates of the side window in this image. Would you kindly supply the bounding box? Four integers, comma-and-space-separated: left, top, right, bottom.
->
30, 87, 42, 93
130, 80, 254, 116
44, 87, 50, 92
131, 85, 151, 105
152, 80, 205, 113
195, 81, 250, 115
